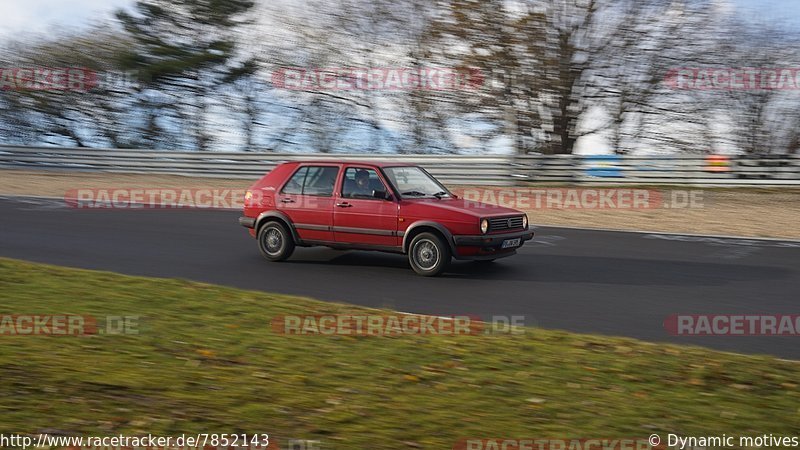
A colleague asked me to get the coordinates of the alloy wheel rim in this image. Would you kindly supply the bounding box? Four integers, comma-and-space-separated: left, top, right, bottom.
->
264, 227, 283, 255
414, 239, 439, 270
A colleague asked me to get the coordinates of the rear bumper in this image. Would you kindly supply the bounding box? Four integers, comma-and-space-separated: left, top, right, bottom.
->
239, 216, 256, 228
452, 229, 534, 260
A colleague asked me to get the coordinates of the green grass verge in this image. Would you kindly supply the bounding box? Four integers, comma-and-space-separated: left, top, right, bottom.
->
0, 257, 798, 449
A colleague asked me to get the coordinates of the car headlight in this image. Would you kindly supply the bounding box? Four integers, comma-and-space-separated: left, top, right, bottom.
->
522, 214, 528, 229
480, 218, 489, 234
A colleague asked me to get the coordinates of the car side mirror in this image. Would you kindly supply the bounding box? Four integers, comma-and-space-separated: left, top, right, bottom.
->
373, 190, 391, 200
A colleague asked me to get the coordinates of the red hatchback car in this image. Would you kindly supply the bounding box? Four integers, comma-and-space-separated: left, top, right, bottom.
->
239, 161, 533, 276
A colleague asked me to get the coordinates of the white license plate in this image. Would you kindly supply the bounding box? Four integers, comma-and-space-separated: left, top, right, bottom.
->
501, 238, 521, 249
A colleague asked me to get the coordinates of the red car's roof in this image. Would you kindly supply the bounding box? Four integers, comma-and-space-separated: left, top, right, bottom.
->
281, 160, 415, 168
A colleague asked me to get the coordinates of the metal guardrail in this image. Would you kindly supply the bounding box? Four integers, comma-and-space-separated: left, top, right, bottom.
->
0, 145, 799, 186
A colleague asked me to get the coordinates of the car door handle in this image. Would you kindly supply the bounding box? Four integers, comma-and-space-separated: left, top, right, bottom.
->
280, 198, 295, 203
336, 202, 352, 208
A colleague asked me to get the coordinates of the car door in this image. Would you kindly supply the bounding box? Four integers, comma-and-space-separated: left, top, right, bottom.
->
276, 164, 339, 242
333, 166, 399, 248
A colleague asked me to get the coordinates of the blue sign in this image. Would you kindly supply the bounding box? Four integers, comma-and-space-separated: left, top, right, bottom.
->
584, 155, 623, 178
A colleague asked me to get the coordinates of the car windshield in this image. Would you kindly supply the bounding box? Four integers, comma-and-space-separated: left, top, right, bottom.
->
383, 166, 450, 199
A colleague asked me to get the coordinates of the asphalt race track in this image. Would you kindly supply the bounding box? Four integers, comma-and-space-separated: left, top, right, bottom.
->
1, 196, 799, 358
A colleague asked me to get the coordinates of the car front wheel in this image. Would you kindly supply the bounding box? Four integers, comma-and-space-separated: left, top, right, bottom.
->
258, 221, 295, 261
408, 232, 451, 276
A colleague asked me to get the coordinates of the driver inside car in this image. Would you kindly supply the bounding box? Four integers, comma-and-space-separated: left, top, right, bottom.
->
353, 169, 373, 197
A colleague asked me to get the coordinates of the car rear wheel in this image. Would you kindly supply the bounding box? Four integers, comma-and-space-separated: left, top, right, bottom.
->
408, 232, 451, 277
258, 221, 295, 261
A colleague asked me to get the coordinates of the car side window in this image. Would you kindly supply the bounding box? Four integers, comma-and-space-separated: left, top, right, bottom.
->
282, 166, 339, 196
281, 166, 308, 195
302, 166, 339, 196
341, 167, 386, 199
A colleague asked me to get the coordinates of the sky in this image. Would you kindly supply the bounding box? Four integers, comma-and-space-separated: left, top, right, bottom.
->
0, 0, 133, 39
0, 0, 799, 40
0, 0, 796, 154
734, 0, 800, 29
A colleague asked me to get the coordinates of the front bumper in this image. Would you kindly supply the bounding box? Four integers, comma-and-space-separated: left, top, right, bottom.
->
452, 228, 534, 260
453, 229, 534, 246
239, 216, 256, 228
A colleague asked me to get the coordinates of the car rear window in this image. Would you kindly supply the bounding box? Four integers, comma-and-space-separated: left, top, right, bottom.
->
281, 167, 307, 195
281, 165, 339, 197
303, 166, 339, 196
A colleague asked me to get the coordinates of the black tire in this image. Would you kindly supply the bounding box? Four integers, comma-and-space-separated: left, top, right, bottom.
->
408, 232, 451, 276
258, 221, 295, 261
